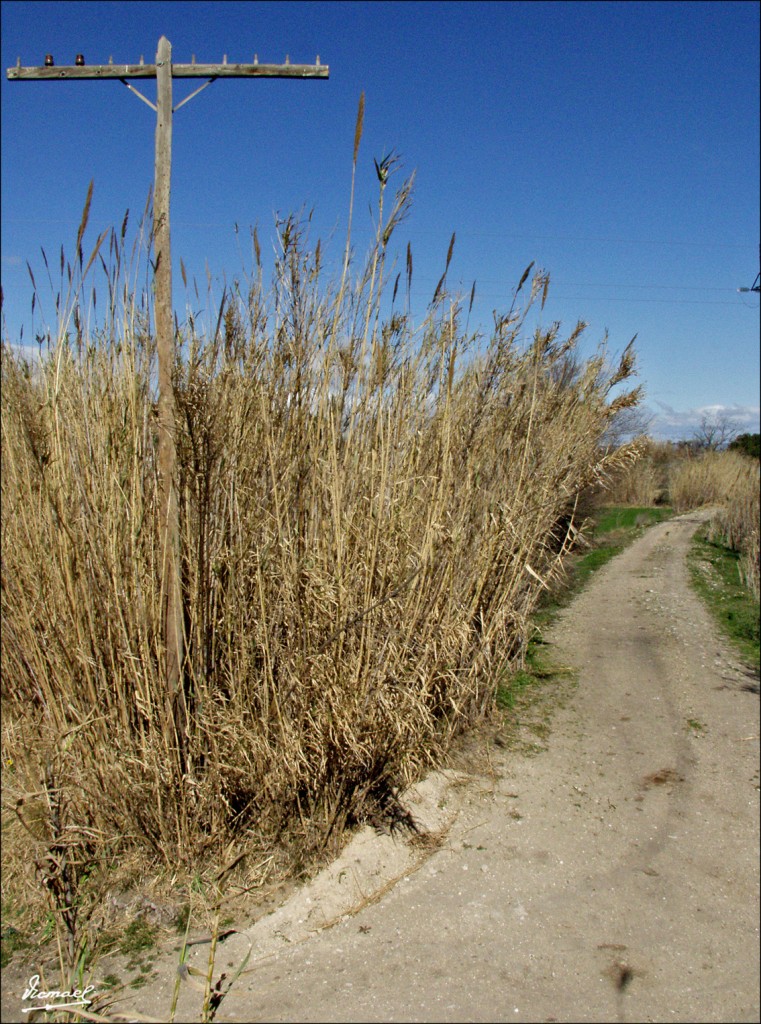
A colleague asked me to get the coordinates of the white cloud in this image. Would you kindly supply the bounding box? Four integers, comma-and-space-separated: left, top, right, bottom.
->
1, 342, 47, 372
647, 402, 760, 442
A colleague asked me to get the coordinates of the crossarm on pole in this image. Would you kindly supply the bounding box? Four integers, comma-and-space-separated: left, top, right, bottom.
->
7, 61, 328, 81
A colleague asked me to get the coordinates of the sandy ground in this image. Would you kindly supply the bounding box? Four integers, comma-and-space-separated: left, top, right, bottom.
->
4, 509, 759, 1023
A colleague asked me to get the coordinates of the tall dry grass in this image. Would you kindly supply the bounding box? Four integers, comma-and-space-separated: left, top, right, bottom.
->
670, 449, 760, 599
599, 438, 675, 506
1, 139, 643, 957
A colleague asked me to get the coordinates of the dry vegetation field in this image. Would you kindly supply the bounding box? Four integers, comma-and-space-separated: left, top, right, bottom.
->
3, 151, 758, 1005
670, 449, 760, 601
1, 126, 648, 974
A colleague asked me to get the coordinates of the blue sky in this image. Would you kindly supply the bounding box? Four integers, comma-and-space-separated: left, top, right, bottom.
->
2, 0, 759, 441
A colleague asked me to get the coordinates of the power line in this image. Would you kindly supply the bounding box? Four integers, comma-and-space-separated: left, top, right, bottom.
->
543, 295, 744, 307
5, 215, 754, 252
406, 228, 752, 250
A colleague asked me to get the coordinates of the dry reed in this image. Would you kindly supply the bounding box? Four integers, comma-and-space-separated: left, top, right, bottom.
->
1, 153, 643, 944
601, 438, 680, 506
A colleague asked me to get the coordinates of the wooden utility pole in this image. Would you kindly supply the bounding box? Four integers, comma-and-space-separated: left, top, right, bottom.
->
153, 37, 183, 730
8, 39, 328, 755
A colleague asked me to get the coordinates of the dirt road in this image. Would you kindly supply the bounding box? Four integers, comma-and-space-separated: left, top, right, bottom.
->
6, 509, 759, 1022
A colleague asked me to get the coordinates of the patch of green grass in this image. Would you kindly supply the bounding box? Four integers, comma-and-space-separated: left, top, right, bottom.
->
496, 628, 574, 709
174, 903, 191, 933
496, 669, 535, 710
119, 918, 158, 956
40, 912, 55, 944
689, 529, 760, 671
0, 926, 30, 968
494, 631, 578, 755
572, 542, 625, 587
593, 505, 672, 536
0, 899, 51, 968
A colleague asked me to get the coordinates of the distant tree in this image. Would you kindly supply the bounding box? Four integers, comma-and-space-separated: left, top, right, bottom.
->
601, 405, 654, 449
692, 413, 740, 451
728, 432, 761, 459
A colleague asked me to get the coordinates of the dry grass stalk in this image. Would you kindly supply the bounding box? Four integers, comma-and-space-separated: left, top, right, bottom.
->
1, 170, 642, 942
